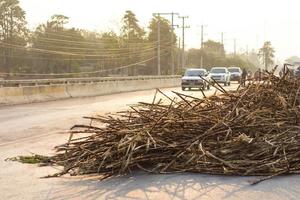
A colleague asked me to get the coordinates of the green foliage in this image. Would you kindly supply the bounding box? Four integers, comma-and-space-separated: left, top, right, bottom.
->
258, 41, 275, 70
203, 40, 225, 56
7, 154, 50, 164
50, 14, 69, 28
187, 40, 257, 71
148, 16, 176, 75
30, 15, 84, 76
0, 5, 180, 77
148, 16, 175, 43
0, 3, 260, 78
120, 10, 148, 76
121, 10, 145, 42
0, 0, 28, 73
226, 55, 256, 71
0, 0, 28, 41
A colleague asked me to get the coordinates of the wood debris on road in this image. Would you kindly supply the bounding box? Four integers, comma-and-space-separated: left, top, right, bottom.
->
48, 69, 300, 183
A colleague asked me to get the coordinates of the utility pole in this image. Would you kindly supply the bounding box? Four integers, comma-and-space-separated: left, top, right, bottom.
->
200, 54, 203, 68
158, 17, 161, 75
171, 13, 179, 75
178, 37, 181, 73
201, 25, 204, 49
234, 38, 236, 55
154, 12, 179, 75
200, 25, 206, 68
200, 25, 203, 68
153, 12, 179, 75
177, 37, 181, 73
221, 32, 224, 46
178, 16, 189, 71
152, 13, 161, 75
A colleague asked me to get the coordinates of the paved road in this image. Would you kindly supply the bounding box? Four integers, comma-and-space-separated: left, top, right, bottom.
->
1, 84, 300, 200
0, 87, 204, 143
0, 85, 237, 144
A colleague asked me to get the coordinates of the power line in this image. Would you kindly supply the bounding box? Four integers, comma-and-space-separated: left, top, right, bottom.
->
26, 42, 158, 52
29, 39, 160, 51
1, 45, 171, 61
24, 36, 173, 52
31, 35, 160, 45
36, 30, 158, 43
0, 45, 172, 61
0, 51, 171, 76
0, 41, 172, 57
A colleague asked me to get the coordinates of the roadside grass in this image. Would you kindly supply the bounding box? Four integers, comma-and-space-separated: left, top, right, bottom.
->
6, 154, 50, 164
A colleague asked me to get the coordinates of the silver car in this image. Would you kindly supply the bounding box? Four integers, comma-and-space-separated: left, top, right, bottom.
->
181, 68, 210, 91
228, 67, 242, 83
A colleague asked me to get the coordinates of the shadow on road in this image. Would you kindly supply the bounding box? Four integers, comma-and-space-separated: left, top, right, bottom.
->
47, 172, 300, 200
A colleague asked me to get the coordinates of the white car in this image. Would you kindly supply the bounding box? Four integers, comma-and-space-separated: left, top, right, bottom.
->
209, 67, 231, 86
181, 68, 210, 91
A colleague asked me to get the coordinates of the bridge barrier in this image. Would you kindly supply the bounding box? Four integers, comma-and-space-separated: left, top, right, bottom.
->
0, 76, 180, 105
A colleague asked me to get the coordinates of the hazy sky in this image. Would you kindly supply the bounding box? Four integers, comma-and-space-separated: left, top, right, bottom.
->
19, 0, 300, 62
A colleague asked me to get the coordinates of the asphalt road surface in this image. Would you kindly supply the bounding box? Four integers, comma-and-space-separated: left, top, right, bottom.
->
1, 84, 299, 200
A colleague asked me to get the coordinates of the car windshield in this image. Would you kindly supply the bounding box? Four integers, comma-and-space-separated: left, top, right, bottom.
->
211, 68, 226, 73
185, 70, 205, 76
228, 68, 240, 73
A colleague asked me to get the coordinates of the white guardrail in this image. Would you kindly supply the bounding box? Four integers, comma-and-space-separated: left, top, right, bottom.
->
0, 75, 181, 87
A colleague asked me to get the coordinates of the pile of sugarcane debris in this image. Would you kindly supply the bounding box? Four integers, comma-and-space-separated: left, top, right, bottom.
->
49, 71, 300, 184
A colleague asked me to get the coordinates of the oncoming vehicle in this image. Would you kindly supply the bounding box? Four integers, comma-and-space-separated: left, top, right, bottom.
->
228, 67, 242, 83
181, 68, 210, 91
294, 66, 300, 77
209, 67, 231, 86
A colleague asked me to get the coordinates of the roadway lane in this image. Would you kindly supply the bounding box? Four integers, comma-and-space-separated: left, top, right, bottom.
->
0, 87, 184, 144
0, 84, 237, 144
2, 83, 299, 200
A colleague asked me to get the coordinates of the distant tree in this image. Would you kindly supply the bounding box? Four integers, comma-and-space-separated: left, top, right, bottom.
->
50, 15, 69, 29
186, 48, 203, 67
244, 50, 260, 69
30, 14, 132, 77
120, 10, 146, 75
98, 31, 122, 75
258, 41, 275, 70
31, 14, 84, 75
121, 10, 145, 42
148, 16, 176, 75
203, 40, 225, 56
186, 40, 226, 69
0, 0, 28, 73
187, 40, 257, 71
225, 55, 255, 70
